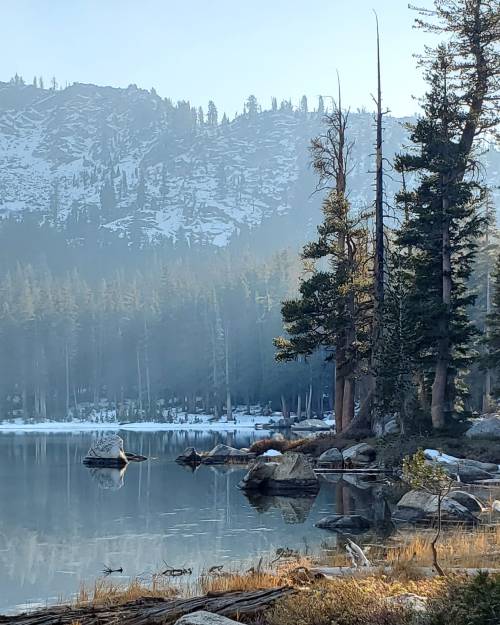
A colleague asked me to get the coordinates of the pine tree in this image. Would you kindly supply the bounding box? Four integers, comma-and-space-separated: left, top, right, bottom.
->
207, 100, 218, 126
484, 253, 500, 398
275, 100, 372, 432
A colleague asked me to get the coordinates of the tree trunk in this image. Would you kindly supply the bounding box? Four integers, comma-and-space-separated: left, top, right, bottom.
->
136, 344, 143, 413
224, 327, 232, 421
334, 356, 344, 433
65, 342, 70, 419
431, 210, 451, 429
342, 376, 355, 429
297, 394, 302, 421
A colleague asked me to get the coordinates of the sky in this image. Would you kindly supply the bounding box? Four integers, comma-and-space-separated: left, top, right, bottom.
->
2, 0, 437, 117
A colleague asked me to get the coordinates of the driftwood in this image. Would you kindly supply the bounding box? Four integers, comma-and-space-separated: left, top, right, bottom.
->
312, 566, 500, 578
1, 586, 293, 625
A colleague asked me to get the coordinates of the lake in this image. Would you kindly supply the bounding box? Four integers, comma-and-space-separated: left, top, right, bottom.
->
0, 430, 382, 613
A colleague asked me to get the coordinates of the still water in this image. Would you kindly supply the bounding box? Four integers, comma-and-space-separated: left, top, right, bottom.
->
0, 430, 376, 613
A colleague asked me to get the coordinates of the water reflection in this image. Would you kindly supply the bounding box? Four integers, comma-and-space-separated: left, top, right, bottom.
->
88, 466, 128, 490
0, 430, 391, 613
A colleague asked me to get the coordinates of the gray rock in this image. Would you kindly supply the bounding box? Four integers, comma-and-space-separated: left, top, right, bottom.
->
387, 593, 427, 613
396, 490, 478, 524
318, 447, 343, 466
84, 435, 128, 466
448, 490, 485, 513
239, 453, 319, 493
176, 447, 202, 464
202, 444, 254, 464
466, 415, 500, 440
239, 460, 278, 490
315, 514, 371, 533
175, 611, 240, 625
343, 443, 376, 466
440, 463, 494, 484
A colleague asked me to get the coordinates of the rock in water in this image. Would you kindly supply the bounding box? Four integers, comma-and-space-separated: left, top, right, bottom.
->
315, 514, 371, 533
176, 447, 202, 464
239, 453, 319, 493
175, 611, 240, 625
342, 443, 376, 466
318, 447, 343, 467
466, 415, 500, 440
202, 444, 254, 464
85, 435, 128, 466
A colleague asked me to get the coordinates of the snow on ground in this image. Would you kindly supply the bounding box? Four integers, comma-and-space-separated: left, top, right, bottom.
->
0, 414, 276, 433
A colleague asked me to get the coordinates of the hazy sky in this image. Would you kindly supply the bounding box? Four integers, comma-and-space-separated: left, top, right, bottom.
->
3, 0, 437, 117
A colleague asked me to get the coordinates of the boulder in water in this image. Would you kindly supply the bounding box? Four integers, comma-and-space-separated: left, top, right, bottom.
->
84, 435, 128, 467
315, 514, 371, 533
202, 444, 255, 464
318, 447, 343, 467
239, 453, 319, 494
343, 443, 376, 467
176, 447, 203, 464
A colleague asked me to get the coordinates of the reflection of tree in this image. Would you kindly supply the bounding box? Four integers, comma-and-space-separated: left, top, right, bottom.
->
88, 465, 127, 490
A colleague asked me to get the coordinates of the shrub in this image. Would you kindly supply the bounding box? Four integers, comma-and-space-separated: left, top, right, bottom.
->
426, 572, 500, 625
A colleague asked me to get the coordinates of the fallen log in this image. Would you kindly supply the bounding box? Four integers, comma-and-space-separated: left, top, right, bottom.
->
1, 586, 294, 625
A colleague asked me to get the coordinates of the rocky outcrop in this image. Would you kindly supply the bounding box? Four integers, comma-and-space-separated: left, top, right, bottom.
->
176, 447, 203, 464
175, 611, 245, 625
291, 419, 332, 431
395, 490, 478, 525
83, 435, 128, 467
318, 448, 343, 467
315, 514, 371, 533
239, 453, 319, 494
202, 444, 255, 465
465, 415, 500, 440
343, 443, 376, 467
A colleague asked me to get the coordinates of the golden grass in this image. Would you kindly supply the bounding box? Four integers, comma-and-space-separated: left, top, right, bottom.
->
75, 575, 177, 607
266, 577, 448, 625
198, 557, 313, 594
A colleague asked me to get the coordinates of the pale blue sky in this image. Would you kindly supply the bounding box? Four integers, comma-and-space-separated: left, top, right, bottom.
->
2, 0, 436, 116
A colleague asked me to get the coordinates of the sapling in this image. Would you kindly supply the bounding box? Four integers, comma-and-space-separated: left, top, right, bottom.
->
402, 449, 453, 575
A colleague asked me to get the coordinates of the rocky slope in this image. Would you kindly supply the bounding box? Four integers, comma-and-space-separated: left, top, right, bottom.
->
0, 80, 498, 248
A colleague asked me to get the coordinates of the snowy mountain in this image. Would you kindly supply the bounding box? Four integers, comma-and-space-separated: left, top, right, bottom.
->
0, 80, 498, 248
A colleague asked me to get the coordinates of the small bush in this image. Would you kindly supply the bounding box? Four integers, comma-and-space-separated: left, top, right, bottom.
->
426, 572, 500, 625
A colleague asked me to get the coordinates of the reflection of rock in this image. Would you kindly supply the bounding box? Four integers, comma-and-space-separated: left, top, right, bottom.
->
244, 491, 317, 524
84, 435, 128, 467
239, 453, 319, 494
88, 466, 127, 490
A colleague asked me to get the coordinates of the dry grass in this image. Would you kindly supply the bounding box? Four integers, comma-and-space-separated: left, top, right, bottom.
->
75, 575, 177, 607
266, 577, 447, 625
198, 557, 313, 594
320, 526, 500, 571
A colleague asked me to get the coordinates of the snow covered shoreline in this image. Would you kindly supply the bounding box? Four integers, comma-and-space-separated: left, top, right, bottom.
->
0, 415, 274, 433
